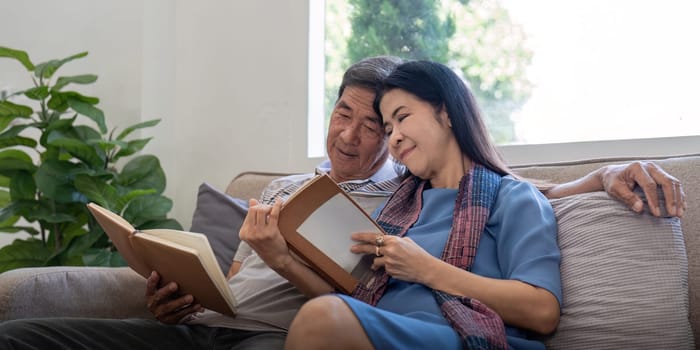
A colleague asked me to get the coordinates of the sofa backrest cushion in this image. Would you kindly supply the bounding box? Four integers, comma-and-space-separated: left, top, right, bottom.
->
543, 191, 693, 349
190, 182, 247, 274
514, 154, 699, 342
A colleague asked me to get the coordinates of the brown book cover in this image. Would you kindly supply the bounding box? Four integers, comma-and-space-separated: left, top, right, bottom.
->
278, 174, 385, 294
86, 202, 237, 317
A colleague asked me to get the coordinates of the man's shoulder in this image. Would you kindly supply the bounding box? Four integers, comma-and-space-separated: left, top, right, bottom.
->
260, 172, 316, 204
268, 172, 317, 186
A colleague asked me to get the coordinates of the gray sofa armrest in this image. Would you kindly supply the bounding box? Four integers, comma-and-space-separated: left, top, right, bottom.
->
0, 266, 153, 320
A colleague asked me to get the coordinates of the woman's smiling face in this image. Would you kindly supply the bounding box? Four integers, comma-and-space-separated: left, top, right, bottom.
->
380, 88, 462, 186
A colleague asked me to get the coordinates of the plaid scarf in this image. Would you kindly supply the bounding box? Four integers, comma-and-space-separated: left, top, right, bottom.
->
351, 163, 509, 350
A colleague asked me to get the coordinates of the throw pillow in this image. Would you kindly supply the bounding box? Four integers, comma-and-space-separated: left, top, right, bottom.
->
543, 191, 693, 349
190, 182, 248, 274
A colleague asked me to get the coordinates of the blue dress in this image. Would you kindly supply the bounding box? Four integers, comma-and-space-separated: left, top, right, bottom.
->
337, 176, 561, 350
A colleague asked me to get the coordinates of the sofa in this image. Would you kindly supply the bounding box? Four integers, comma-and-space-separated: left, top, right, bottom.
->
0, 154, 698, 349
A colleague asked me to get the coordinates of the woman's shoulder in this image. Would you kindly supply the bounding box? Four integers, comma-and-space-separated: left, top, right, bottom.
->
498, 175, 545, 197
494, 175, 553, 213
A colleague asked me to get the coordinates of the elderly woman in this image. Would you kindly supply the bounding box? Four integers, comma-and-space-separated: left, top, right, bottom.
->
284, 60, 561, 350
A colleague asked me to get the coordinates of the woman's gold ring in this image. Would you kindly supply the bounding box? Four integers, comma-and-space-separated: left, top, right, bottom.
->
375, 235, 384, 246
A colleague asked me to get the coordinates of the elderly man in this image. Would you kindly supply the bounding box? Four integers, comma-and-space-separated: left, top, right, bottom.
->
0, 56, 685, 349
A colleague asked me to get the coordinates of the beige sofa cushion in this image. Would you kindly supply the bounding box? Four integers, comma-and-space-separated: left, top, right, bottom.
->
514, 154, 700, 343
0, 267, 151, 320
543, 192, 693, 349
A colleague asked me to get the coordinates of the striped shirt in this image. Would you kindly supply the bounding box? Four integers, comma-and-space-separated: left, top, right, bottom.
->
260, 159, 402, 206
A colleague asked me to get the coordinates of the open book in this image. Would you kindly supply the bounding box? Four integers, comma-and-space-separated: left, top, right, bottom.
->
278, 174, 386, 294
86, 203, 236, 317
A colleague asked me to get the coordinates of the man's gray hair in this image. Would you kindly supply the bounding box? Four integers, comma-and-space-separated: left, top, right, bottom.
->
337, 56, 404, 100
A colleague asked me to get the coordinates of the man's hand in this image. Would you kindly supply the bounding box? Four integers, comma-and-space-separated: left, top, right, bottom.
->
146, 271, 203, 324
239, 198, 294, 271
600, 161, 686, 217
240, 198, 336, 297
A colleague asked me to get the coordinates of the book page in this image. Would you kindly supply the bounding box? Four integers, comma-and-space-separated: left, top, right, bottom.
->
140, 229, 217, 270
296, 193, 383, 273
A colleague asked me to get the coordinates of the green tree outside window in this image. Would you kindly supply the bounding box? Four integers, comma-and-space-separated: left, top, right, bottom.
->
325, 0, 532, 144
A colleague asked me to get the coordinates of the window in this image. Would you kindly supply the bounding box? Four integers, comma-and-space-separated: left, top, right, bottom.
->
309, 0, 700, 159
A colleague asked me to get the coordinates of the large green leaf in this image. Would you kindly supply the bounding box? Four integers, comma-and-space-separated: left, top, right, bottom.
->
0, 46, 34, 71
0, 124, 37, 148
59, 254, 84, 266
33, 51, 88, 79
80, 248, 114, 266
46, 131, 105, 168
0, 150, 36, 177
108, 250, 128, 266
35, 160, 83, 203
47, 91, 98, 114
53, 74, 98, 91
24, 86, 50, 100
116, 119, 160, 140
0, 200, 34, 223
0, 225, 39, 235
28, 210, 76, 224
75, 167, 116, 182
67, 98, 106, 133
9, 170, 36, 200
74, 174, 119, 209
0, 149, 33, 162
123, 195, 173, 227
0, 116, 14, 133
0, 238, 51, 273
59, 91, 99, 105
0, 157, 36, 175
80, 246, 126, 267
73, 125, 102, 141
0, 199, 74, 226
0, 124, 31, 138
49, 210, 87, 248
137, 218, 183, 231
114, 138, 152, 159
61, 226, 103, 262
0, 189, 21, 229
5, 198, 77, 226
117, 188, 157, 206
0, 100, 33, 118
117, 155, 165, 193
45, 115, 76, 132
89, 139, 128, 155
46, 91, 69, 112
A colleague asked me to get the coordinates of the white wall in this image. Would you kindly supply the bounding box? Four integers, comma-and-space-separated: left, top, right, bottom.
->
0, 0, 145, 247
156, 0, 319, 228
0, 0, 319, 248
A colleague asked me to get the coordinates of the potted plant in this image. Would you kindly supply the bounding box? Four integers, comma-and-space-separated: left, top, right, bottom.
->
0, 46, 182, 273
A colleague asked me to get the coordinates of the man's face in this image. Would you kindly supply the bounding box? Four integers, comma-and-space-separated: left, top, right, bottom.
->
326, 86, 389, 183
